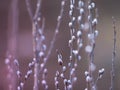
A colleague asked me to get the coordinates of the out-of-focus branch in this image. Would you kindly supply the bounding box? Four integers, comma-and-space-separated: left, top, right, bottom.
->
25, 0, 33, 22
5, 0, 19, 90
7, 0, 19, 56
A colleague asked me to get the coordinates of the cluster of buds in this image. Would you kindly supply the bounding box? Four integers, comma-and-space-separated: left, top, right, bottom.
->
41, 68, 48, 90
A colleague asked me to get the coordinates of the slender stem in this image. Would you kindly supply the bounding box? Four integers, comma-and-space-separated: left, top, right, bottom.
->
34, 0, 42, 20
32, 22, 41, 90
40, 0, 66, 72
25, 0, 33, 22
33, 62, 40, 90
110, 17, 116, 90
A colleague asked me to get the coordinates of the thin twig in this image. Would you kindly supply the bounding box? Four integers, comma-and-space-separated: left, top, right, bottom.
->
110, 17, 116, 90
40, 0, 66, 72
25, 0, 33, 22
34, 0, 42, 20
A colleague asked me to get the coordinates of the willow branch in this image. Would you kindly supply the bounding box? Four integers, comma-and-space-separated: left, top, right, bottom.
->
110, 17, 116, 90
40, 0, 66, 72
25, 0, 33, 22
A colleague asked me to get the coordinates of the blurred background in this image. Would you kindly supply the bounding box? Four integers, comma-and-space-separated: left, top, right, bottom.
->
0, 0, 120, 90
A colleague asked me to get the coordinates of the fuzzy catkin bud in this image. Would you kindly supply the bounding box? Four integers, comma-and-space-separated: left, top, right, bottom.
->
17, 86, 20, 90
27, 70, 32, 77
77, 55, 81, 61
89, 63, 96, 72
70, 68, 75, 75
98, 68, 105, 78
55, 81, 59, 88
57, 52, 63, 66
72, 17, 76, 22
85, 45, 92, 53
69, 10, 73, 16
91, 2, 95, 8
56, 71, 60, 77
77, 31, 82, 37
16, 70, 21, 77
5, 58, 10, 64
28, 62, 34, 68
43, 68, 48, 75
45, 85, 48, 89
80, 24, 84, 30
88, 5, 92, 10
57, 16, 61, 21
64, 79, 68, 85
69, 40, 72, 47
37, 17, 41, 21
79, 43, 83, 48
78, 1, 84, 7
84, 23, 89, 30
68, 62, 71, 67
39, 51, 44, 58
72, 35, 76, 41
41, 35, 45, 41
14, 59, 19, 66
88, 15, 91, 21
78, 16, 82, 22
40, 63, 45, 68
72, 50, 78, 56
80, 8, 84, 14
70, 4, 74, 10
62, 66, 66, 72
94, 30, 99, 37
42, 44, 47, 51
20, 82, 24, 88
85, 71, 89, 76
85, 88, 88, 90
74, 63, 78, 68
86, 76, 92, 82
58, 58, 63, 65
73, 77, 77, 82
67, 79, 71, 84
92, 18, 98, 25
68, 85, 72, 89
60, 73, 64, 79
69, 22, 73, 27
88, 33, 94, 40
41, 80, 46, 85
61, 1, 65, 6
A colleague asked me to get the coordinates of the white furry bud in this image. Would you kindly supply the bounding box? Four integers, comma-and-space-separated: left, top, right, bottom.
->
77, 31, 82, 37
85, 45, 92, 53
80, 8, 84, 14
86, 76, 92, 82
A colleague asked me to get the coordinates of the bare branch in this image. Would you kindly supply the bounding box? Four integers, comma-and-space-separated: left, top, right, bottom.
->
25, 0, 33, 22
